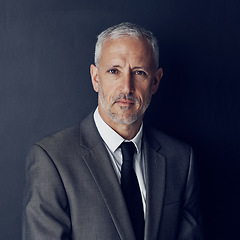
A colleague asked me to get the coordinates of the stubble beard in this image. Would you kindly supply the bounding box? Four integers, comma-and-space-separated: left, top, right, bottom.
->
98, 83, 152, 125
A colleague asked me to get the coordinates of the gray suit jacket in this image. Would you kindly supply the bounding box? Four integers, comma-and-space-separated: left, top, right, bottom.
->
22, 112, 203, 240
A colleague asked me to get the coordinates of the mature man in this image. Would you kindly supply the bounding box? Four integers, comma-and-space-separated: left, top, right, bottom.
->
22, 22, 203, 240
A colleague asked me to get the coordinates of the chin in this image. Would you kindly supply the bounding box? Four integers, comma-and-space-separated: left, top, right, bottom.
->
109, 112, 140, 125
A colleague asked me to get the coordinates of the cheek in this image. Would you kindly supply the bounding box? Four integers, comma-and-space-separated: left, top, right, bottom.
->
99, 84, 115, 102
101, 82, 121, 96
136, 85, 153, 101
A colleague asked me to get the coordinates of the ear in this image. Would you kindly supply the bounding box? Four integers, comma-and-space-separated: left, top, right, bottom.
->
151, 67, 163, 94
90, 64, 99, 92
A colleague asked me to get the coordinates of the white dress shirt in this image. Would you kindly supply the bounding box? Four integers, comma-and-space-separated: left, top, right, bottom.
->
93, 108, 146, 216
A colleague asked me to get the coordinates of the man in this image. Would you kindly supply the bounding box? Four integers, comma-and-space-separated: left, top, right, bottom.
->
22, 22, 203, 239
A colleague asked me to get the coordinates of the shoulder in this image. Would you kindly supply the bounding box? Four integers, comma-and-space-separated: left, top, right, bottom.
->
144, 126, 193, 159
36, 124, 80, 151
146, 126, 190, 148
25, 113, 98, 182
34, 112, 96, 155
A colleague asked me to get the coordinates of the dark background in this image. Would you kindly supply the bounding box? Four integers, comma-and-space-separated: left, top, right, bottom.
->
1, 0, 239, 239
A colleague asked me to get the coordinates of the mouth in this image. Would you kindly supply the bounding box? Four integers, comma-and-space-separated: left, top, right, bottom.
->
112, 94, 138, 108
115, 99, 135, 107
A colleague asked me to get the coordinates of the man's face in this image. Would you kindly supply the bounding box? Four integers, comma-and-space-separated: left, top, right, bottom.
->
91, 36, 163, 127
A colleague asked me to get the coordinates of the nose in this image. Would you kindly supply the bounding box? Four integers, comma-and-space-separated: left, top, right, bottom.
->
121, 72, 134, 94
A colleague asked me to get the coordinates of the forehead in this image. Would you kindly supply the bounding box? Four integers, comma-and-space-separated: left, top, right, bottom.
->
100, 37, 154, 66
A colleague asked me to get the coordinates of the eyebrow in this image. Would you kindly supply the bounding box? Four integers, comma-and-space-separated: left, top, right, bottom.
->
110, 65, 150, 71
132, 66, 150, 72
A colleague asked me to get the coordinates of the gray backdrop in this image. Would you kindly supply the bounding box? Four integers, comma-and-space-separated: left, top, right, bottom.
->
1, 0, 239, 239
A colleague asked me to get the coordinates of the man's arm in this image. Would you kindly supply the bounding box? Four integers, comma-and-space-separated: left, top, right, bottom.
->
178, 148, 204, 240
22, 144, 71, 240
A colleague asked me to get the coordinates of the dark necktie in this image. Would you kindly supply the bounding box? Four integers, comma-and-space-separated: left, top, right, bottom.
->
120, 142, 144, 240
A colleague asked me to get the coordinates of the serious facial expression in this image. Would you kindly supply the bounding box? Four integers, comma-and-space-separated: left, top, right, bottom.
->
91, 37, 162, 126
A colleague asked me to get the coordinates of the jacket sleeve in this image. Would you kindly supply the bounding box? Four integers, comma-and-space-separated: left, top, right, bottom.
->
22, 144, 71, 240
177, 147, 204, 240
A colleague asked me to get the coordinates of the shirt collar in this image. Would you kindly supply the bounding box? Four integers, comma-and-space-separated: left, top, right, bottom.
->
93, 107, 143, 154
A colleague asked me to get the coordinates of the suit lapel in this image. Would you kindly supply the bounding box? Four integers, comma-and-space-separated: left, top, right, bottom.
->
143, 129, 166, 240
79, 113, 136, 240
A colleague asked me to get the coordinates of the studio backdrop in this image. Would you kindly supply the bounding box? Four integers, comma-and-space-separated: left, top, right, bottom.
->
0, 0, 239, 239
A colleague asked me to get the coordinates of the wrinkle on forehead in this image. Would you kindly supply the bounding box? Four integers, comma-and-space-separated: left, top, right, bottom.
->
99, 37, 155, 70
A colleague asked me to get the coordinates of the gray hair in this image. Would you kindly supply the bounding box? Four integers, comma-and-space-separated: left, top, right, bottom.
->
94, 22, 159, 69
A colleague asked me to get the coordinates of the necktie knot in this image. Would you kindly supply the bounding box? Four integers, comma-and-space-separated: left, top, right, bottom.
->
121, 142, 136, 164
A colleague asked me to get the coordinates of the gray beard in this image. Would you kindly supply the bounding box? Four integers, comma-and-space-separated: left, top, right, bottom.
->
98, 84, 152, 125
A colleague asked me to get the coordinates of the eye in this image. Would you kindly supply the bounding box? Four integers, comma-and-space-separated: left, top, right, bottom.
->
133, 70, 147, 77
107, 69, 119, 74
